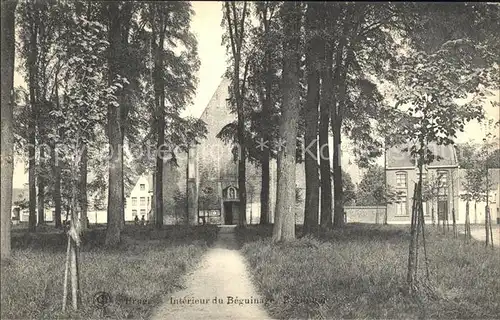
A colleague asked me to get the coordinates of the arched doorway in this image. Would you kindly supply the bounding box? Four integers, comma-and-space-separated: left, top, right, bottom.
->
223, 186, 239, 225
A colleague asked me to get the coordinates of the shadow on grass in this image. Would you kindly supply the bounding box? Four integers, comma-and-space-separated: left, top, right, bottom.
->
3, 224, 219, 320
237, 223, 500, 319
235, 223, 409, 248
11, 224, 219, 252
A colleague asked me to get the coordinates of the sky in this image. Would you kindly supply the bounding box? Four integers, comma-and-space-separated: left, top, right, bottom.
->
182, 1, 227, 118
11, 1, 500, 188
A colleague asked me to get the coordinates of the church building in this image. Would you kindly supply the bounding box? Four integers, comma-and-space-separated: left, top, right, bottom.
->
158, 78, 306, 225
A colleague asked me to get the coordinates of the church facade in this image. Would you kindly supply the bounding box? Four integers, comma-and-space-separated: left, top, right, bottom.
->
159, 78, 306, 225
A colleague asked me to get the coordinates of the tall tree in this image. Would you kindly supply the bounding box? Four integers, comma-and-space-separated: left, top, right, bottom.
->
318, 33, 333, 230
105, 2, 127, 245
357, 165, 386, 206
302, 2, 323, 234
223, 1, 250, 227
138, 1, 199, 228
253, 2, 280, 225
272, 2, 302, 242
1, 0, 18, 260
18, 0, 70, 231
19, 0, 40, 232
331, 6, 356, 228
149, 3, 167, 228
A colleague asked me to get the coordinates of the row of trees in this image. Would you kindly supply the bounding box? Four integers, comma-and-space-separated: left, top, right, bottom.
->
220, 2, 499, 244
1, 1, 207, 259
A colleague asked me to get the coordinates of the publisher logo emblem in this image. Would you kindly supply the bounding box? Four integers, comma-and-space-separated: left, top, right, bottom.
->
93, 291, 112, 309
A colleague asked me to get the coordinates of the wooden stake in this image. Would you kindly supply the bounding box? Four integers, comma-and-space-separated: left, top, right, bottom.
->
419, 189, 430, 280
488, 208, 494, 248
71, 238, 78, 310
62, 235, 71, 312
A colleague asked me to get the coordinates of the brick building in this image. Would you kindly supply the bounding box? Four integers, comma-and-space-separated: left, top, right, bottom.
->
386, 143, 461, 224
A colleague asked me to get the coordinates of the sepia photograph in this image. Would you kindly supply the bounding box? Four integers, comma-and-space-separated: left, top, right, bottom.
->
1, 1, 499, 319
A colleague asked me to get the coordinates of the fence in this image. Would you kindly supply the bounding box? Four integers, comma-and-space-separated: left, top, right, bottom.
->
345, 206, 387, 224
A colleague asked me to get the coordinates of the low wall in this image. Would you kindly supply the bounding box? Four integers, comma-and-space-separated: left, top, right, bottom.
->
345, 206, 387, 224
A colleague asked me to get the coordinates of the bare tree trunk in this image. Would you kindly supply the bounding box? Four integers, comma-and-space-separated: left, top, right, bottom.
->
117, 3, 133, 231
259, 7, 273, 226
451, 169, 456, 237
332, 81, 344, 228
120, 144, 125, 229
260, 159, 270, 224
383, 142, 388, 225
303, 2, 322, 235
437, 199, 440, 227
474, 201, 477, 224
272, 162, 283, 240
407, 183, 419, 292
485, 205, 490, 247
37, 148, 45, 225
272, 2, 301, 242
318, 41, 333, 230
418, 182, 430, 280
431, 205, 435, 226
224, 2, 249, 227
52, 145, 62, 228
465, 200, 471, 243
52, 81, 62, 229
70, 238, 80, 309
79, 145, 88, 229
155, 117, 164, 228
237, 116, 247, 227
446, 209, 450, 233
62, 235, 70, 311
488, 207, 494, 248
452, 208, 457, 238
28, 104, 37, 232
331, 23, 350, 229
0, 0, 17, 260
105, 2, 123, 246
151, 4, 166, 229
27, 3, 39, 232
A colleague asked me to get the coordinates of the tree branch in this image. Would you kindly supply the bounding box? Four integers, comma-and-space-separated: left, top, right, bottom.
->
241, 55, 251, 98
225, 2, 237, 60
238, 1, 248, 53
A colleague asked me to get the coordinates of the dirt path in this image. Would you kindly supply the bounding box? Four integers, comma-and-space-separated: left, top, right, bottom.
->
150, 226, 273, 320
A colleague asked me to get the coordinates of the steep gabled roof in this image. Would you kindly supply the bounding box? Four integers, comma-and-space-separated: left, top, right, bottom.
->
387, 142, 458, 168
199, 77, 232, 121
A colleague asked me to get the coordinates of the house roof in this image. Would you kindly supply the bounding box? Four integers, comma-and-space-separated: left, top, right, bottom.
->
125, 174, 154, 198
387, 142, 458, 168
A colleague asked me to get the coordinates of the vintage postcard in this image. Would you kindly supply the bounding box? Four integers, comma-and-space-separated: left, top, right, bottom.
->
1, 1, 499, 319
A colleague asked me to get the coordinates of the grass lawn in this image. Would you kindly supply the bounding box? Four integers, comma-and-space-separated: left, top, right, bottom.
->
1, 224, 218, 319
237, 224, 500, 320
